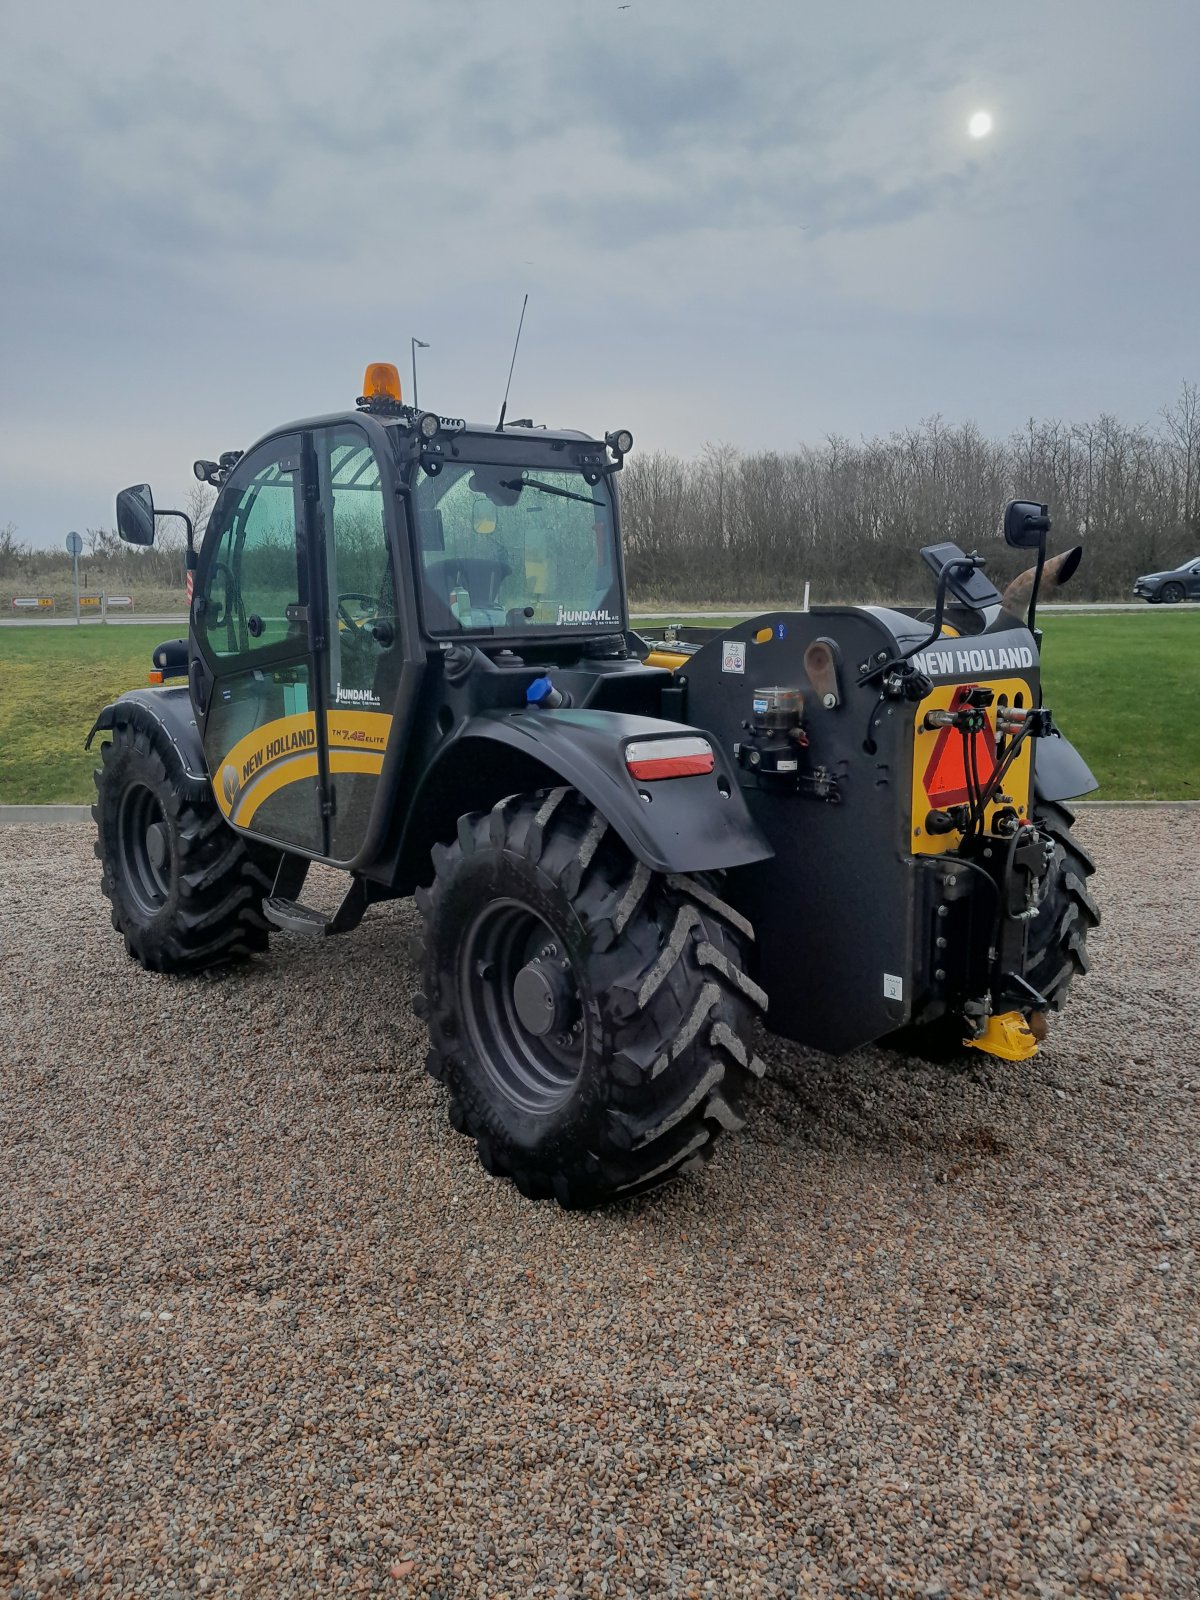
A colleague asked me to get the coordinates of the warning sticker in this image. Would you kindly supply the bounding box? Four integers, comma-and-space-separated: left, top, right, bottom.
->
883, 973, 903, 1001
722, 640, 746, 674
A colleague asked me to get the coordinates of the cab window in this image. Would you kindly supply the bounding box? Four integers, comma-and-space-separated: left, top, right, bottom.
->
197, 439, 305, 661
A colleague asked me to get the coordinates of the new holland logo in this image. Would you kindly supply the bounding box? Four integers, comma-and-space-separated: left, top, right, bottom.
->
910, 644, 1035, 679
556, 605, 620, 626
221, 763, 240, 808
335, 683, 381, 707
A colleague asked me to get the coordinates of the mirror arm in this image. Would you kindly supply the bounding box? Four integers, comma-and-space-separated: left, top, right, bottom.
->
155, 508, 196, 554
1025, 539, 1048, 640
857, 560, 962, 687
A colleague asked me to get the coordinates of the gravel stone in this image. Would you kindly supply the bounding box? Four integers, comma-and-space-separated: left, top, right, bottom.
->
0, 814, 1196, 1597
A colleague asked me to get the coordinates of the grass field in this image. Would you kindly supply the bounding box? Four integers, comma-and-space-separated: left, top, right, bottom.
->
1, 615, 1195, 804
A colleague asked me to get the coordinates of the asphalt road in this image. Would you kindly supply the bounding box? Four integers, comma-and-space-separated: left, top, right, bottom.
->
2, 603, 1198, 629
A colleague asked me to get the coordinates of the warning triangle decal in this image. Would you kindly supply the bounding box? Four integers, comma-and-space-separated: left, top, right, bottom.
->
922, 688, 997, 808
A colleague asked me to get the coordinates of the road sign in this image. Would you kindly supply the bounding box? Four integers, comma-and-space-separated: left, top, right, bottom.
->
65, 531, 83, 557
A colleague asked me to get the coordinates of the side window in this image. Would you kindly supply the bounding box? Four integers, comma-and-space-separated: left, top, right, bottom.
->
319, 426, 397, 699
197, 439, 304, 661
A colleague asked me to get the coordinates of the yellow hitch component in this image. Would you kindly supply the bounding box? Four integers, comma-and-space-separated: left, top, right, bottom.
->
964, 1010, 1039, 1062
645, 648, 692, 672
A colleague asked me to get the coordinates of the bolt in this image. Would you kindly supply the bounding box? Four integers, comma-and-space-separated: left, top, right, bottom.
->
945, 875, 957, 887
822, 693, 837, 709
935, 968, 946, 981
936, 936, 947, 949
936, 905, 949, 919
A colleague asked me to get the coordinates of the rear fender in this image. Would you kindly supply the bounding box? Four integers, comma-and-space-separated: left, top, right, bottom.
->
1033, 733, 1098, 803
398, 707, 773, 882
86, 687, 211, 800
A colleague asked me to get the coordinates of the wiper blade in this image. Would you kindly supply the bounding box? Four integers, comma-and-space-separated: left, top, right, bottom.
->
500, 474, 603, 507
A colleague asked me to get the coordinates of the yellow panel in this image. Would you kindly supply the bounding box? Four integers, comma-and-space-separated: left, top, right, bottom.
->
645, 649, 691, 672
216, 713, 317, 821
909, 676, 1034, 855
216, 710, 392, 825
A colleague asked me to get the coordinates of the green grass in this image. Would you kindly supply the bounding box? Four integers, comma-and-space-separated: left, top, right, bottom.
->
1, 615, 1195, 804
1035, 614, 1197, 801
630, 613, 1199, 801
0, 625, 170, 805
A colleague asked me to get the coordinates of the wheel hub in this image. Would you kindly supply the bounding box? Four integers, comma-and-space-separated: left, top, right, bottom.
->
459, 904, 585, 1116
513, 956, 573, 1037
146, 821, 168, 871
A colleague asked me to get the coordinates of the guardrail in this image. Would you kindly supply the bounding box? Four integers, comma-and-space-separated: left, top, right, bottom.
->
7, 593, 136, 618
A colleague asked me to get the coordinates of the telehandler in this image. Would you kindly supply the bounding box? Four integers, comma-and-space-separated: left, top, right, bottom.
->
89, 362, 1099, 1206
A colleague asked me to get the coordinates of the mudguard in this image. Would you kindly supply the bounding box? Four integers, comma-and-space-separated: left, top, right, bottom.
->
418, 707, 773, 877
86, 687, 210, 796
1033, 733, 1098, 803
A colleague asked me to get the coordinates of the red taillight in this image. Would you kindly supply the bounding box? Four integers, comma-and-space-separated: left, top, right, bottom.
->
625, 736, 715, 781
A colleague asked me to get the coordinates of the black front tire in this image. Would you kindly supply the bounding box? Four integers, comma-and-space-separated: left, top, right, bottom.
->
414, 788, 766, 1208
94, 717, 278, 973
1160, 582, 1185, 604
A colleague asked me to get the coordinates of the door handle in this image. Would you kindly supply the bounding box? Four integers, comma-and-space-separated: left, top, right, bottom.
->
189, 655, 213, 716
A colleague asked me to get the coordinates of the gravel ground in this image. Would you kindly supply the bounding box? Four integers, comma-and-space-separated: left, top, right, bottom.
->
1, 814, 1196, 1599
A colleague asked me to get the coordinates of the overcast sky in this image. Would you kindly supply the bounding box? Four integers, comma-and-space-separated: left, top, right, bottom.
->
1, 0, 1197, 546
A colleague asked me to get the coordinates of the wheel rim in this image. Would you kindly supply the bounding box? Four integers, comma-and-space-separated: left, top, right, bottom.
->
117, 783, 171, 916
1163, 584, 1184, 603
460, 900, 585, 1115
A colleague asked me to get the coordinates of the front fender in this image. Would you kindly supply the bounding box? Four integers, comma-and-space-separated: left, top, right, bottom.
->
417, 707, 773, 876
1033, 732, 1098, 803
86, 686, 210, 797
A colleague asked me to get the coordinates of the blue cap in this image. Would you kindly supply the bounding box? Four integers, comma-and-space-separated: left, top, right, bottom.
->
526, 675, 555, 706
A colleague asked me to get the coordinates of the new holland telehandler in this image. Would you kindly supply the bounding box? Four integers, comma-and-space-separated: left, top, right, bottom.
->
90, 362, 1099, 1207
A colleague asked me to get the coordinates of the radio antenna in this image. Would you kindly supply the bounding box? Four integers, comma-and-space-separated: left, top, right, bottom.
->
496, 293, 529, 431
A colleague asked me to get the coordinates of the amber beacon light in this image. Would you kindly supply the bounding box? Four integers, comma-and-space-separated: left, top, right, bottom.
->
360, 362, 403, 404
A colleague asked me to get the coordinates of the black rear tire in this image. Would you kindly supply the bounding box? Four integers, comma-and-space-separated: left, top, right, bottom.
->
413, 788, 766, 1208
94, 717, 278, 973
1023, 799, 1100, 1010
884, 798, 1099, 1062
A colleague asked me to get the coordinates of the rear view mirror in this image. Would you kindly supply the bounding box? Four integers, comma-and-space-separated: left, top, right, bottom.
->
1003, 500, 1051, 549
472, 496, 498, 536
116, 484, 156, 547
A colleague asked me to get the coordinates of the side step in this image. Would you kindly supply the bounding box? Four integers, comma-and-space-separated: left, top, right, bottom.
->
263, 871, 368, 938
264, 896, 334, 937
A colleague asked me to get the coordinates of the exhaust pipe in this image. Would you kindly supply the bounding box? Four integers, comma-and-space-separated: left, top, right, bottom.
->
1000, 545, 1083, 619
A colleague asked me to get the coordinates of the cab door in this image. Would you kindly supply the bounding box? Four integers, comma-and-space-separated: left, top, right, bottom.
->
311, 423, 403, 862
192, 434, 326, 854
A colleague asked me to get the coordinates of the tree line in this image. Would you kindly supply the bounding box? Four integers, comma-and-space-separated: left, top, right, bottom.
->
619, 384, 1200, 604
4, 389, 1198, 605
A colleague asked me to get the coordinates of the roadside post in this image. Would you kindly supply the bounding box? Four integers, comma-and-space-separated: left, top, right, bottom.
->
66, 530, 83, 623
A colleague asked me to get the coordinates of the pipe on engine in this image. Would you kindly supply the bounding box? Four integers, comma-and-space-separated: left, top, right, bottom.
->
1000, 544, 1084, 619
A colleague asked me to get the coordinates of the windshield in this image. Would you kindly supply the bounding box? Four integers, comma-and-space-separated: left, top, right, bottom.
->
413, 461, 622, 634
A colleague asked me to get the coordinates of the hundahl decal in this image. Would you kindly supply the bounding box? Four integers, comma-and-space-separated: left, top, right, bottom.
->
335, 682, 381, 708
556, 605, 620, 626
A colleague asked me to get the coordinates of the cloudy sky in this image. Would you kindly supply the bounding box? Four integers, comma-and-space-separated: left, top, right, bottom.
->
1, 0, 1197, 545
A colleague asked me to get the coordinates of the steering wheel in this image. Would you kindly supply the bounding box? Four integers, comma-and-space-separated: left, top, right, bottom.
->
337, 592, 381, 636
